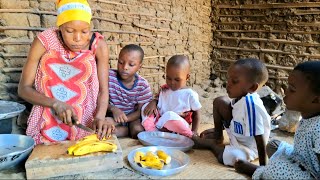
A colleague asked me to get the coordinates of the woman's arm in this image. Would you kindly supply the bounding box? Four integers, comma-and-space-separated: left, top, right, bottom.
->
18, 38, 55, 107
18, 37, 79, 125
94, 39, 109, 120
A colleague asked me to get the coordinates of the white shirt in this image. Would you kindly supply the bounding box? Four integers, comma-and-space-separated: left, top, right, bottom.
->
156, 88, 202, 129
229, 92, 271, 153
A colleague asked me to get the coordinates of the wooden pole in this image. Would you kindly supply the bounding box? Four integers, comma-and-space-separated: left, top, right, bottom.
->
214, 45, 320, 58
217, 2, 320, 9
138, 0, 171, 5
217, 70, 288, 80
215, 36, 320, 47
217, 58, 294, 71
216, 29, 320, 34
93, 0, 128, 6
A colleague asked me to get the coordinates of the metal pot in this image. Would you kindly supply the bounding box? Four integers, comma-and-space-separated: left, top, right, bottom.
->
0, 134, 35, 170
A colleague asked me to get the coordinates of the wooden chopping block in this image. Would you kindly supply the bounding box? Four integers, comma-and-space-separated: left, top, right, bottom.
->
25, 135, 123, 179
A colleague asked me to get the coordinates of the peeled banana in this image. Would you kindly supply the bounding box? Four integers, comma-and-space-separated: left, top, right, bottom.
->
134, 150, 171, 170
157, 150, 171, 164
134, 151, 145, 163
73, 141, 117, 156
67, 134, 117, 156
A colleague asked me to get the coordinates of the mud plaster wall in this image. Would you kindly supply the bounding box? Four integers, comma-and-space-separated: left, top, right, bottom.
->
212, 0, 320, 94
0, 0, 213, 101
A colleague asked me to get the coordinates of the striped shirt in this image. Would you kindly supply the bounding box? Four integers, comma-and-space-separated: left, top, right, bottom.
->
109, 69, 153, 114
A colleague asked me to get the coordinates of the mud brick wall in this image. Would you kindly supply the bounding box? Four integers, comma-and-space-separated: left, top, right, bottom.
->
212, 0, 320, 94
0, 0, 213, 101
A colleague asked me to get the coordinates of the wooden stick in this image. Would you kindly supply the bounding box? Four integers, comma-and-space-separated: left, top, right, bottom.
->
215, 36, 320, 47
93, 0, 128, 6
0, 53, 118, 59
0, 26, 46, 31
0, 39, 153, 46
218, 21, 286, 25
218, 21, 320, 27
96, 9, 170, 21
0, 9, 56, 15
217, 70, 288, 80
214, 45, 320, 58
93, 16, 131, 25
0, 26, 155, 39
93, 28, 155, 39
217, 14, 265, 17
1, 67, 23, 73
217, 2, 320, 9
0, 37, 12, 44
143, 72, 165, 78
217, 58, 294, 70
138, 0, 171, 5
142, 65, 165, 69
294, 10, 320, 15
216, 29, 320, 35
132, 22, 170, 32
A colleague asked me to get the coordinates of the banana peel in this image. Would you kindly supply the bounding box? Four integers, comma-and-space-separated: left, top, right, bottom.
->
134, 150, 171, 170
67, 134, 117, 156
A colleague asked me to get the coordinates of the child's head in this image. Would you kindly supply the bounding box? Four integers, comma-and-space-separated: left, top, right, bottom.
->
117, 44, 144, 81
226, 58, 268, 99
284, 61, 320, 117
166, 55, 190, 91
56, 0, 92, 52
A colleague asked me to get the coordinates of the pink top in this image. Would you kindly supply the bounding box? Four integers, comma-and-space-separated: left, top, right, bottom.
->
26, 28, 103, 144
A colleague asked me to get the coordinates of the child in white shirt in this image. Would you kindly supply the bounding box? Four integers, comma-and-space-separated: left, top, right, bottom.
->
141, 55, 202, 137
193, 58, 271, 168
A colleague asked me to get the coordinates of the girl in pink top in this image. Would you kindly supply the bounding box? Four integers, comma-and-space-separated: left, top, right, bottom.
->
18, 0, 113, 144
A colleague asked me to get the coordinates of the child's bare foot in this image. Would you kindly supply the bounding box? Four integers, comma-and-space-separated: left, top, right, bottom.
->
234, 159, 258, 176
199, 128, 224, 144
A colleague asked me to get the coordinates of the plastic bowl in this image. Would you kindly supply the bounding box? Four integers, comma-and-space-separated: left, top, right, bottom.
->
0, 134, 35, 170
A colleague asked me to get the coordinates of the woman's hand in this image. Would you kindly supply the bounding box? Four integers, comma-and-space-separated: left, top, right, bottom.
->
52, 101, 78, 126
143, 100, 157, 116
92, 117, 115, 140
111, 107, 128, 123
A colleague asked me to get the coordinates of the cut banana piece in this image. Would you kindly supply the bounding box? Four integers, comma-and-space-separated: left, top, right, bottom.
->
157, 150, 171, 164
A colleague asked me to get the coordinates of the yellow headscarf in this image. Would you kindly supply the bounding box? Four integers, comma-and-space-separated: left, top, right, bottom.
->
56, 0, 92, 27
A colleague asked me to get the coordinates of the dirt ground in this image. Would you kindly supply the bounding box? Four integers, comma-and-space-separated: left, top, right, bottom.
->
0, 80, 294, 179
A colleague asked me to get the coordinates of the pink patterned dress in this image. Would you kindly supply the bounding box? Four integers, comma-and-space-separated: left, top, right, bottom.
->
26, 28, 103, 144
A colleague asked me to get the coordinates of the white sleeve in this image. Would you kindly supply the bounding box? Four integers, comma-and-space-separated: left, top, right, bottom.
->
243, 95, 266, 136
189, 91, 202, 111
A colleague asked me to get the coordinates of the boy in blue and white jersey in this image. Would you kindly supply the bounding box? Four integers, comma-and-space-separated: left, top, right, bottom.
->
193, 58, 271, 168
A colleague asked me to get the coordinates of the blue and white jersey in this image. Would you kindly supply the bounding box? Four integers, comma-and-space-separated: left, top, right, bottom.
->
229, 92, 271, 151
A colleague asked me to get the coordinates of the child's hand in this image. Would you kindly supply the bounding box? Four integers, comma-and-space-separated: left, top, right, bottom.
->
143, 100, 157, 116
92, 118, 115, 140
112, 107, 128, 123
52, 100, 78, 126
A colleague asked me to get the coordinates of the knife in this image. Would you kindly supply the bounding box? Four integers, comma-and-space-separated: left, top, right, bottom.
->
72, 118, 95, 133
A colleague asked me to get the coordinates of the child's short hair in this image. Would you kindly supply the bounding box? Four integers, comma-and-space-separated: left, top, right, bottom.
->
234, 58, 268, 85
167, 55, 190, 70
120, 44, 144, 62
294, 61, 320, 94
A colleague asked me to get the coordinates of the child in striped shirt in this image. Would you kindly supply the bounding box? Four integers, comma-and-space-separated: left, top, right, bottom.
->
107, 44, 153, 138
